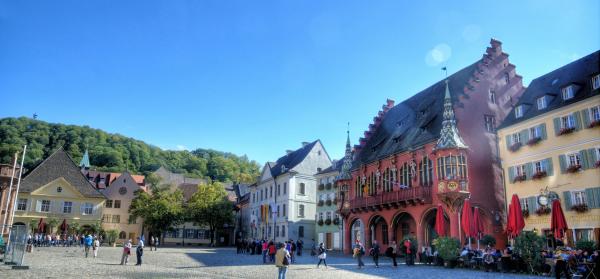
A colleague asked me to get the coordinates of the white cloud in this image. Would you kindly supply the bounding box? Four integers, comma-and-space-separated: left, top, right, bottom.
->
425, 43, 452, 67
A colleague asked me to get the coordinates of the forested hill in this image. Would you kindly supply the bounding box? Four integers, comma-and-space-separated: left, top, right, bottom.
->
0, 117, 260, 183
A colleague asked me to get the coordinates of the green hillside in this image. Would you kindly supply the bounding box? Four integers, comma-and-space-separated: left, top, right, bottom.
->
0, 117, 260, 183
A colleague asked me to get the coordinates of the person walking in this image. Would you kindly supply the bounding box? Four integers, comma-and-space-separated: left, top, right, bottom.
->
268, 241, 276, 263
353, 241, 365, 269
275, 243, 290, 279
296, 239, 303, 256
121, 239, 132, 265
262, 240, 268, 263
404, 238, 414, 266
371, 240, 381, 268
316, 243, 327, 269
389, 240, 398, 267
135, 236, 144, 266
84, 234, 93, 258
93, 237, 100, 258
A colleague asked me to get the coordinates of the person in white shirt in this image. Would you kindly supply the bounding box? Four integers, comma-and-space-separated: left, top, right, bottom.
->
121, 240, 132, 265
93, 237, 100, 258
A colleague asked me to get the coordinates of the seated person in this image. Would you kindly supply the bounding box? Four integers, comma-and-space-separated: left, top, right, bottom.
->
483, 248, 496, 272
460, 247, 469, 257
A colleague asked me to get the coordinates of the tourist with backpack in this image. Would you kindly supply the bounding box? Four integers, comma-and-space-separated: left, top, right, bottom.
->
353, 241, 365, 269
275, 243, 291, 279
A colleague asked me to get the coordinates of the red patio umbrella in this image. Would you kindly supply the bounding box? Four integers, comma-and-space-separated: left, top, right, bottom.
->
60, 219, 68, 233
472, 207, 485, 249
435, 204, 446, 237
461, 199, 474, 245
550, 199, 568, 240
506, 194, 525, 239
37, 218, 46, 232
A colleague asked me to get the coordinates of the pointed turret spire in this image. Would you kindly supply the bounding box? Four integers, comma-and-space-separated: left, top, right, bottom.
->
435, 79, 468, 150
338, 123, 353, 180
80, 149, 91, 169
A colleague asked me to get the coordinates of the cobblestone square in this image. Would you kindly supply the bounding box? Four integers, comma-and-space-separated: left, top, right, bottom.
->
0, 246, 541, 279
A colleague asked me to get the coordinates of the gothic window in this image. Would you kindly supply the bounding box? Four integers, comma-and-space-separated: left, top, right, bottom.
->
437, 155, 467, 180
399, 162, 412, 188
419, 157, 433, 186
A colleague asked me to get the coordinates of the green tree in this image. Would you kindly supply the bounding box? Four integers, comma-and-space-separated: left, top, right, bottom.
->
514, 231, 546, 273
29, 219, 38, 233
187, 181, 234, 246
70, 221, 80, 234
106, 229, 119, 246
47, 218, 59, 234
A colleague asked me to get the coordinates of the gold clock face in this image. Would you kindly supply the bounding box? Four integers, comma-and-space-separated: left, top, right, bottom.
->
438, 181, 446, 192
448, 181, 458, 191
343, 201, 350, 209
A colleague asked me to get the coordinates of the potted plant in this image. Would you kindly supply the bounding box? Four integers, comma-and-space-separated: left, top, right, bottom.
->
558, 126, 576, 135
318, 184, 325, 191
318, 200, 324, 206
326, 183, 332, 190
527, 137, 542, 146
514, 231, 546, 274
479, 235, 496, 248
532, 171, 547, 180
106, 229, 119, 247
326, 199, 332, 206
325, 218, 332, 225
317, 219, 324, 226
535, 206, 551, 216
434, 237, 460, 268
509, 142, 522, 152
333, 218, 340, 225
566, 164, 582, 173
513, 174, 527, 183
575, 240, 596, 254
522, 209, 530, 218
571, 203, 589, 213
588, 119, 600, 128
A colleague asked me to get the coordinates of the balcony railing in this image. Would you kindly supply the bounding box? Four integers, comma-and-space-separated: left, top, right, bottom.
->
349, 186, 432, 212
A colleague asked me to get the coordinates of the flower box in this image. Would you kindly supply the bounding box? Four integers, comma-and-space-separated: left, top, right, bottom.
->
318, 184, 325, 191
588, 120, 600, 128
513, 174, 527, 183
558, 127, 576, 136
571, 203, 589, 213
566, 164, 582, 173
325, 199, 332, 206
535, 206, 551, 216
318, 200, 324, 206
527, 137, 542, 146
324, 218, 332, 225
325, 183, 332, 190
595, 161, 600, 168
509, 142, 522, 152
532, 171, 547, 180
333, 218, 340, 225
522, 209, 530, 218
317, 219, 324, 226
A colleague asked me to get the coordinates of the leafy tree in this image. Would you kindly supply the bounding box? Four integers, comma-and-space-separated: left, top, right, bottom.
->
514, 231, 546, 273
70, 221, 80, 234
129, 178, 185, 242
29, 219, 38, 233
187, 181, 234, 246
433, 237, 460, 263
47, 218, 59, 234
106, 229, 119, 246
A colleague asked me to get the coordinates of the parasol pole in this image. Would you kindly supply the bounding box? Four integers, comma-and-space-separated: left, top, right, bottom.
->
1, 152, 18, 234
7, 145, 26, 247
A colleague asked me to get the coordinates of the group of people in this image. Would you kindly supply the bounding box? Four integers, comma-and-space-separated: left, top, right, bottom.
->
120, 236, 145, 266
352, 238, 416, 269
235, 238, 304, 259
541, 247, 599, 279
27, 232, 101, 248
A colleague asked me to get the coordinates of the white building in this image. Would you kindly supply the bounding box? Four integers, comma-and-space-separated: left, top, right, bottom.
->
249, 140, 332, 244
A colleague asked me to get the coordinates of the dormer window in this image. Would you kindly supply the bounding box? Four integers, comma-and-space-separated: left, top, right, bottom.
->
537, 96, 547, 110
562, 85, 575, 100
592, 74, 600, 90
515, 105, 524, 118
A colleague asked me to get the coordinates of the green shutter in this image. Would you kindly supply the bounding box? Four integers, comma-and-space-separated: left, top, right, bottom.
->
508, 166, 515, 183
521, 129, 529, 143
586, 188, 598, 209
505, 135, 511, 149
527, 196, 538, 212
525, 162, 534, 179
563, 191, 572, 210
588, 148, 599, 164
579, 150, 590, 169
553, 117, 561, 135
591, 187, 600, 209
559, 155, 567, 173
581, 109, 591, 128
540, 123, 547, 140
545, 158, 554, 176
573, 111, 582, 130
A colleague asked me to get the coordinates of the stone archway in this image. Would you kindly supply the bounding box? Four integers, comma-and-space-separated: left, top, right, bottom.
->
391, 212, 417, 243
368, 215, 388, 247
421, 207, 450, 247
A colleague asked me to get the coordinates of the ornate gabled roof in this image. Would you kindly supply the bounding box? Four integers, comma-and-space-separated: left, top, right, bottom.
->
79, 149, 90, 169
435, 79, 468, 150
337, 129, 353, 180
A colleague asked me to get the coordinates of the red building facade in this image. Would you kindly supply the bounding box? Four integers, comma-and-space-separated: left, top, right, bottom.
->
337, 39, 525, 254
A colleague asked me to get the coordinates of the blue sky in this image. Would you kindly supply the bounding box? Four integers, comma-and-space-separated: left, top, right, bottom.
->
1, 0, 598, 165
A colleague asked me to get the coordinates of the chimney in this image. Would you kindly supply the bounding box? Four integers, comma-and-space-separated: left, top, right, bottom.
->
301, 142, 309, 147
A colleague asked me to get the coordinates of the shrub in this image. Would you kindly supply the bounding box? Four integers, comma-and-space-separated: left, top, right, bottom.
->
514, 231, 546, 273
575, 240, 596, 253
479, 234, 496, 247
434, 237, 460, 262
106, 229, 119, 246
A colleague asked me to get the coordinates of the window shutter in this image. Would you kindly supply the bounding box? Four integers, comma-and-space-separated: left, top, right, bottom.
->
579, 150, 590, 169
36, 200, 41, 212
508, 166, 515, 183
573, 111, 582, 130
553, 117, 561, 135
527, 196, 538, 212
545, 158, 554, 176
562, 191, 572, 210
525, 162, 534, 179
80, 203, 84, 215
585, 188, 598, 209
581, 109, 591, 128
505, 135, 511, 149
540, 124, 547, 140
520, 129, 529, 143
559, 155, 567, 173
588, 148, 599, 164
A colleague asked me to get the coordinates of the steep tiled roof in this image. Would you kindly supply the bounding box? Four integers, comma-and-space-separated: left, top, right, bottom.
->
353, 62, 479, 167
20, 147, 106, 198
499, 50, 600, 129
269, 140, 319, 177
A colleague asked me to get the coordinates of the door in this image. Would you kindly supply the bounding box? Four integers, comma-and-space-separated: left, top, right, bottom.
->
326, 233, 332, 249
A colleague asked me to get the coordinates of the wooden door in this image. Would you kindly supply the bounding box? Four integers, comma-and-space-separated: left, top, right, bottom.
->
326, 233, 332, 249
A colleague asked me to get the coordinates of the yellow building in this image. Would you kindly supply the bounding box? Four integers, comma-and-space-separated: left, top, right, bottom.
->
13, 148, 106, 233
100, 172, 144, 244
498, 50, 600, 245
